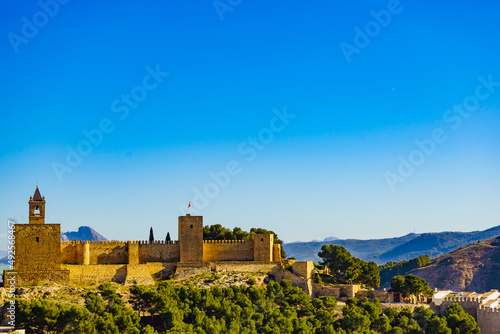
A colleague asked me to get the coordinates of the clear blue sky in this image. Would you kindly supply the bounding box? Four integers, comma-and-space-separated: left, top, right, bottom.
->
1, 0, 499, 246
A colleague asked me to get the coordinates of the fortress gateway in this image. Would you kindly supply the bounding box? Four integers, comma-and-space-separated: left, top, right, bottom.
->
4, 188, 281, 287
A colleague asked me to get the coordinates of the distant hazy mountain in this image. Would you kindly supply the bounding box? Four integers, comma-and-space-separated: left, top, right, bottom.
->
377, 225, 500, 263
283, 225, 500, 265
61, 226, 107, 242
409, 236, 500, 292
284, 234, 419, 263
310, 236, 339, 243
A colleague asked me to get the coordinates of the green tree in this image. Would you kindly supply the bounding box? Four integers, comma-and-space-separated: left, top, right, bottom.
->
390, 274, 434, 301
390, 275, 407, 297
85, 292, 106, 315
359, 261, 381, 288
318, 245, 353, 283
444, 303, 480, 334
318, 245, 380, 288
149, 227, 154, 242
426, 316, 452, 334
341, 304, 371, 332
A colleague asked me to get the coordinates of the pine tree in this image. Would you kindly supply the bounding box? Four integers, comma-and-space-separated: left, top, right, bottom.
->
149, 227, 154, 243
166, 232, 171, 242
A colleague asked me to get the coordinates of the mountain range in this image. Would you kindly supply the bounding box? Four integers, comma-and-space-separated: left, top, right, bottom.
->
409, 236, 500, 292
61, 226, 107, 242
283, 225, 500, 265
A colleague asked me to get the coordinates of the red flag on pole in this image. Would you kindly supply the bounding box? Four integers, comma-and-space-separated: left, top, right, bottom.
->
188, 201, 191, 209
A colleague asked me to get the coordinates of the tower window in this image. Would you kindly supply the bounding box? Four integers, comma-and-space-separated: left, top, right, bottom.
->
36, 237, 39, 242
190, 224, 193, 229
261, 238, 264, 241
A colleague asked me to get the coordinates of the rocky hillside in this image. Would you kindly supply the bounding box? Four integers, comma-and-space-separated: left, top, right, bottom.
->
61, 226, 107, 242
283, 225, 500, 264
409, 236, 500, 292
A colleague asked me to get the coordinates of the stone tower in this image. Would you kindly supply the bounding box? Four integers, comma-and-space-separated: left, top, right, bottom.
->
254, 233, 274, 262
4, 187, 69, 287
29, 186, 45, 224
178, 215, 203, 263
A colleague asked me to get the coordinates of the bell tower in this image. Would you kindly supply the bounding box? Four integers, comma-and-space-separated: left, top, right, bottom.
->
29, 186, 45, 224
3, 186, 70, 287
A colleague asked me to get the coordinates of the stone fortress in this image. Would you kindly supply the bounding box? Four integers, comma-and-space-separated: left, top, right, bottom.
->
6, 188, 500, 334
433, 290, 500, 334
4, 187, 282, 286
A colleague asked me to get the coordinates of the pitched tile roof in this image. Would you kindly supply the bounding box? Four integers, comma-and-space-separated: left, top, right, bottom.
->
33, 186, 42, 201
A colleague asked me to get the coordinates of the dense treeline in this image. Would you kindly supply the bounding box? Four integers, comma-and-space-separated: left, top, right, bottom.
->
390, 274, 435, 300
203, 224, 286, 258
379, 255, 430, 287
16, 283, 156, 333
14, 280, 480, 333
318, 245, 381, 289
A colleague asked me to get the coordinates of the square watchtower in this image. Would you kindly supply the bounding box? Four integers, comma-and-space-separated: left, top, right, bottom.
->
178, 215, 203, 263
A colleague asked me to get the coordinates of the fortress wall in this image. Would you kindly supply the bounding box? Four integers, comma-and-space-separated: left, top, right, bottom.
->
292, 261, 315, 279
4, 269, 69, 288
273, 244, 281, 262
203, 240, 254, 262
214, 261, 280, 274
61, 242, 78, 264
280, 269, 314, 297
125, 262, 177, 285
477, 307, 500, 334
313, 283, 361, 300
65, 264, 127, 283
146, 262, 177, 280
174, 262, 211, 279
356, 290, 394, 303
440, 298, 482, 318
139, 241, 180, 263
313, 283, 341, 299
88, 241, 128, 264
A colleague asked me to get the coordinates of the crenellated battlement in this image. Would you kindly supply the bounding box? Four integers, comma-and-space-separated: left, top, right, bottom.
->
478, 306, 500, 314
477, 305, 500, 334
61, 240, 179, 245
139, 240, 178, 245
443, 296, 483, 304
203, 239, 251, 244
